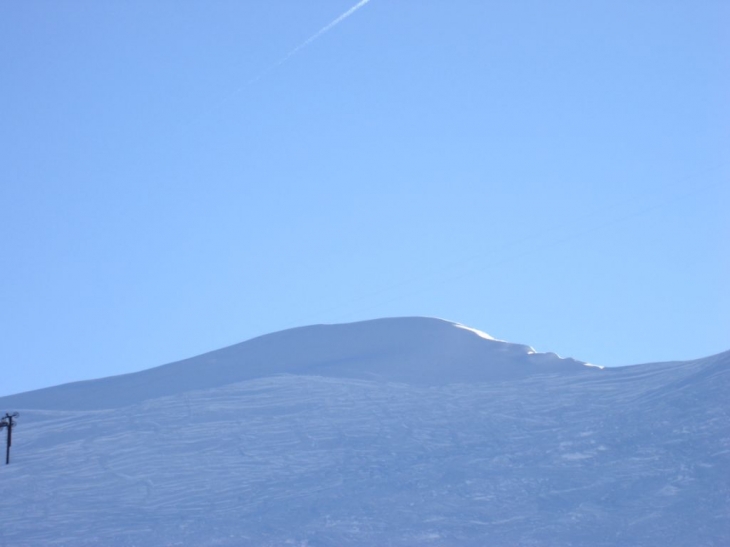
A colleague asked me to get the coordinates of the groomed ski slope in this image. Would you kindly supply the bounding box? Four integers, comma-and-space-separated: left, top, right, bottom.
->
0, 317, 728, 546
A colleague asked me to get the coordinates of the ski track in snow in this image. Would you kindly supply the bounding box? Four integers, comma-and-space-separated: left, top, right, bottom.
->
0, 320, 728, 546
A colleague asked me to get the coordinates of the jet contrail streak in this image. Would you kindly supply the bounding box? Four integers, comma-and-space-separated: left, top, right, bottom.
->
194, 0, 372, 123
242, 0, 372, 87
277, 0, 372, 65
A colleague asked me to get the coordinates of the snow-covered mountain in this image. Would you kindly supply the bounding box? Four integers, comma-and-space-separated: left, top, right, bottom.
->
0, 317, 728, 546
0, 317, 592, 411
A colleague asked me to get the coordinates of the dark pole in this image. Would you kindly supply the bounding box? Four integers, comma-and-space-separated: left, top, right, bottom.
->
1, 413, 18, 465
6, 419, 10, 465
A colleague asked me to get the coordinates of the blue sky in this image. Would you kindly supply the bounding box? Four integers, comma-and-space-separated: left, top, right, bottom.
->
1, 0, 728, 396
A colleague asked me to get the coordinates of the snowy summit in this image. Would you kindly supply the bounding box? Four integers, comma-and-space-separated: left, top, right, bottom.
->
0, 317, 728, 546
0, 317, 594, 411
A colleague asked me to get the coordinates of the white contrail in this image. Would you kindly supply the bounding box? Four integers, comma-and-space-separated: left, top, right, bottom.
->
242, 0, 372, 87
193, 0, 373, 123
278, 0, 372, 65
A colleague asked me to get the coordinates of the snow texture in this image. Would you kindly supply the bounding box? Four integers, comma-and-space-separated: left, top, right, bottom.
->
0, 317, 728, 546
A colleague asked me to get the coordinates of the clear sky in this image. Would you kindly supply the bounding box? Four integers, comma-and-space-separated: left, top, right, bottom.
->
1, 0, 728, 397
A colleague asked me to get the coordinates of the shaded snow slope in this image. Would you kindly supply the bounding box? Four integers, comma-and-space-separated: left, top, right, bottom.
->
1, 320, 728, 546
0, 317, 592, 411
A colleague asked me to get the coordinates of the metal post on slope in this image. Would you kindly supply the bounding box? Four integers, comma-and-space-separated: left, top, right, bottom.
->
0, 412, 19, 465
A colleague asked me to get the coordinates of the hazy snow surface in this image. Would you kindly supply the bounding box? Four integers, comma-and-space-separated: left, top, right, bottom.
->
0, 317, 728, 546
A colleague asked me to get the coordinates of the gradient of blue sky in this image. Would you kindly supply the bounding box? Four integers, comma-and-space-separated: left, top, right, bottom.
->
1, 1, 728, 396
